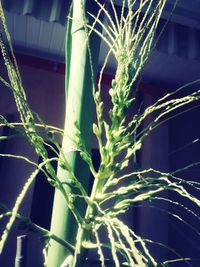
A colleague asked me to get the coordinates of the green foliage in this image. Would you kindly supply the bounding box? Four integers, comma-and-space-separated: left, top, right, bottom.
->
0, 0, 200, 267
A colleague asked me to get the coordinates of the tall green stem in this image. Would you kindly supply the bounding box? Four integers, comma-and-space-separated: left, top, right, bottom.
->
47, 1, 103, 266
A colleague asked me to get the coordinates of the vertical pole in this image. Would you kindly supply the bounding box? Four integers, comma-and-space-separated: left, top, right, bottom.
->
15, 235, 27, 267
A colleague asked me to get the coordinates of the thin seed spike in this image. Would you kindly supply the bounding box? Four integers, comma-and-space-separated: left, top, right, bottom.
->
115, 219, 146, 267
134, 91, 200, 139
152, 196, 200, 222
111, 222, 136, 266
87, 11, 117, 46
105, 219, 120, 267
93, 226, 105, 267
110, 0, 120, 31
146, 204, 200, 238
163, 258, 192, 265
87, 2, 105, 37
0, 157, 56, 254
98, 43, 117, 92
107, 24, 119, 37
137, 97, 200, 141
119, 0, 127, 29
142, 238, 193, 267
87, 24, 117, 56
0, 153, 38, 167
94, 0, 119, 36
136, 103, 198, 141
130, 230, 157, 266
0, 75, 12, 88
132, 0, 153, 43
0, 121, 64, 134
0, 3, 23, 88
138, 3, 165, 56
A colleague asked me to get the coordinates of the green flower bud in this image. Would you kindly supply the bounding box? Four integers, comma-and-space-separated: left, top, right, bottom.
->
47, 178, 57, 187
109, 88, 114, 96
111, 79, 117, 88
93, 123, 99, 136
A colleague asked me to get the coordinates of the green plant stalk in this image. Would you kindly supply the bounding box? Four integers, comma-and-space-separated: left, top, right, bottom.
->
71, 178, 103, 266
47, 1, 103, 266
